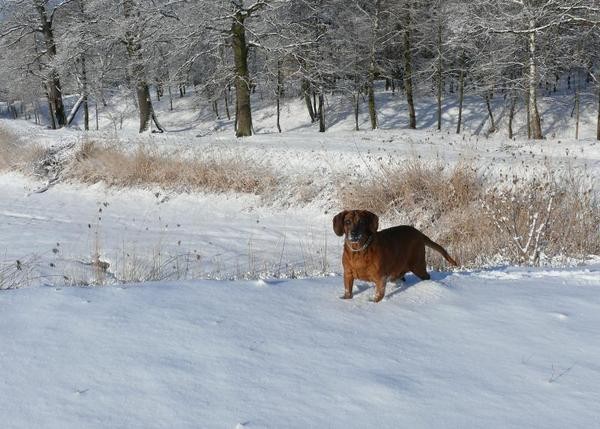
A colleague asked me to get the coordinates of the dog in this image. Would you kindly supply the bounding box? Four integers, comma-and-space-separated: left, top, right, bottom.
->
333, 210, 458, 302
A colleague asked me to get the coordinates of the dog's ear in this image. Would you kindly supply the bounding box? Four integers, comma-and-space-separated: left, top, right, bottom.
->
332, 211, 348, 236
367, 211, 379, 233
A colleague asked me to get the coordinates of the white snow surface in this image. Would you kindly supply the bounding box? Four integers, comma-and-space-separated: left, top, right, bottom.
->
2, 89, 600, 427
2, 268, 600, 428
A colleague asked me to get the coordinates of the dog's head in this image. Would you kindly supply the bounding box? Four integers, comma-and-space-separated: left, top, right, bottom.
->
333, 210, 379, 246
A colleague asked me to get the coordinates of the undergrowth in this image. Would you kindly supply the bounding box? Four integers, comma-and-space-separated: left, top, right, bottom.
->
67, 140, 278, 195
339, 160, 599, 267
0, 127, 46, 173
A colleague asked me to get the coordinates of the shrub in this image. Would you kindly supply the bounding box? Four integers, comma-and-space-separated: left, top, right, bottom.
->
67, 140, 279, 195
339, 160, 599, 267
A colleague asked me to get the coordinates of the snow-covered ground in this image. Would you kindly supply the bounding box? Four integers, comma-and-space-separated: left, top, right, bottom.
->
1, 89, 600, 427
2, 267, 600, 428
0, 173, 336, 285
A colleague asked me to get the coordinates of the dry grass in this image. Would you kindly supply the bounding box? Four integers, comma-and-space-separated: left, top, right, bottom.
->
484, 174, 600, 264
66, 140, 279, 195
0, 127, 46, 173
339, 160, 599, 267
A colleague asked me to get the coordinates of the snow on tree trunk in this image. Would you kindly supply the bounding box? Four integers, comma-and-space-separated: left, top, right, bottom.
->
66, 95, 85, 126
276, 59, 282, 133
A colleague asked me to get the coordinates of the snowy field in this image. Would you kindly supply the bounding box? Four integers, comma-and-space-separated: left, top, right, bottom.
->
1, 90, 600, 428
2, 268, 600, 428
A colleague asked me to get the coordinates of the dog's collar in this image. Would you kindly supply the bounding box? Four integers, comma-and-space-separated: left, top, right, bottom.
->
345, 235, 374, 253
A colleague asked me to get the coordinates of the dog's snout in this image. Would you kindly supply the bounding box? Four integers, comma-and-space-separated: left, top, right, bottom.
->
349, 230, 362, 241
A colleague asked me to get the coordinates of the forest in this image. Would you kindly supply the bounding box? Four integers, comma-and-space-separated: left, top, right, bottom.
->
0, 0, 599, 138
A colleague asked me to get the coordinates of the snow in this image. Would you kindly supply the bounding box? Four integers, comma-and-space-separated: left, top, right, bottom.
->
0, 173, 336, 284
1, 88, 600, 427
2, 268, 600, 428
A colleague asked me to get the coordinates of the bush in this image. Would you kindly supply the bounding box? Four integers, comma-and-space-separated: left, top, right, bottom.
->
339, 161, 599, 267
67, 140, 279, 195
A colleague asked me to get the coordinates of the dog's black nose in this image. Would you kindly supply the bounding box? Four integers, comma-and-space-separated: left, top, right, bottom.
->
350, 231, 361, 241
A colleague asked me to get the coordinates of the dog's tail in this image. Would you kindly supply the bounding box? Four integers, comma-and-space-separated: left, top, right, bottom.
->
423, 235, 459, 267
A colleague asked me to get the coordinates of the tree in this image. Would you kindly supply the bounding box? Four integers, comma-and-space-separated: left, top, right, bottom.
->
472, 0, 600, 140
121, 0, 164, 133
0, 0, 73, 128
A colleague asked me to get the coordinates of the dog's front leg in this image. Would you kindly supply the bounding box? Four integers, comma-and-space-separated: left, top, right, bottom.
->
343, 273, 354, 299
373, 278, 386, 303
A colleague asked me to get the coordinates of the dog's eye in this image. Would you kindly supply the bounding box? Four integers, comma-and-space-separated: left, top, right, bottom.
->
344, 220, 351, 225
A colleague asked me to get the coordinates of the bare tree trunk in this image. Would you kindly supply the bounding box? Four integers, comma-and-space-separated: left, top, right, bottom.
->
301, 79, 315, 122
367, 0, 381, 130
485, 91, 496, 134
123, 0, 163, 133
136, 84, 152, 132
224, 87, 231, 120
150, 106, 164, 132
597, 79, 600, 141
528, 20, 543, 139
436, 11, 443, 131
47, 97, 56, 129
34, 0, 67, 128
276, 59, 283, 133
231, 14, 253, 137
524, 89, 530, 139
456, 54, 465, 134
508, 92, 516, 139
80, 55, 89, 131
367, 77, 377, 130
403, 8, 416, 129
354, 90, 360, 131
318, 93, 325, 132
575, 88, 580, 140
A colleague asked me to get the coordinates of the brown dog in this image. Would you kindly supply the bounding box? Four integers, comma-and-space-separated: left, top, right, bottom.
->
333, 210, 458, 302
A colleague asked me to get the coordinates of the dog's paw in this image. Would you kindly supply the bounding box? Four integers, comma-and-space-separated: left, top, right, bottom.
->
340, 294, 353, 300
370, 294, 384, 303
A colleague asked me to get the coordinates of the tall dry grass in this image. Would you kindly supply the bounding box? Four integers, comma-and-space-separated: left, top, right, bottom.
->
67, 140, 278, 195
0, 127, 46, 172
339, 160, 599, 267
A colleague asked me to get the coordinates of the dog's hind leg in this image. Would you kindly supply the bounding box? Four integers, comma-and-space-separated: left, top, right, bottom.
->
413, 268, 431, 281
411, 258, 431, 281
391, 272, 407, 283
